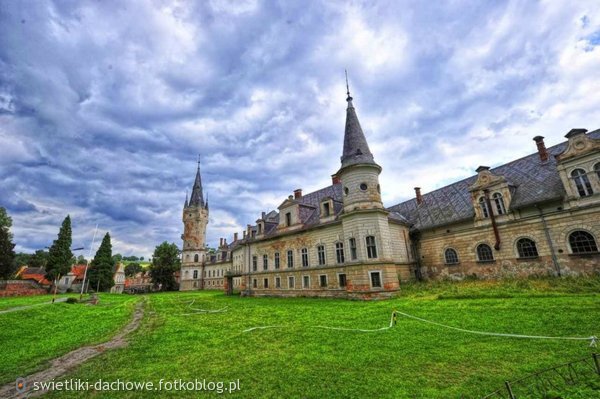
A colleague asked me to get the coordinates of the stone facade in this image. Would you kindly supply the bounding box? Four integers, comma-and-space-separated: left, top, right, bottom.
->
180, 89, 600, 298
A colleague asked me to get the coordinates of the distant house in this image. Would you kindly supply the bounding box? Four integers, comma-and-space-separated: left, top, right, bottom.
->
124, 271, 152, 293
16, 266, 51, 286
57, 265, 87, 293
111, 263, 125, 293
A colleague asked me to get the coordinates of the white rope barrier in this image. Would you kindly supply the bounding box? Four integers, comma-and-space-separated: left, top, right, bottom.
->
396, 311, 597, 347
177, 299, 229, 315
243, 312, 395, 333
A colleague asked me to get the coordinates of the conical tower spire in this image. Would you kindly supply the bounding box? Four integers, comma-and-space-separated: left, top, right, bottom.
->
184, 190, 189, 208
189, 156, 205, 207
340, 73, 376, 169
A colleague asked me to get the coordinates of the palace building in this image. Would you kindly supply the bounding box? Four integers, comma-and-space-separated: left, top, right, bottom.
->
179, 89, 600, 298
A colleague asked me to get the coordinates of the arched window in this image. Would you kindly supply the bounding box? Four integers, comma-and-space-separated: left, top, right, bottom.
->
595, 163, 600, 179
516, 238, 538, 258
476, 244, 494, 261
194, 254, 199, 262
444, 248, 459, 265
479, 197, 489, 218
492, 193, 506, 215
569, 231, 599, 254
571, 169, 593, 197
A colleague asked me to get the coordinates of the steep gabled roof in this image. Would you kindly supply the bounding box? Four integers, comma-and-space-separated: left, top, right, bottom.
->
388, 129, 600, 230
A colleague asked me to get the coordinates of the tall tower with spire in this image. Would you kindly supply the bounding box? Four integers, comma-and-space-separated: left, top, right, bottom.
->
180, 158, 209, 291
336, 77, 394, 263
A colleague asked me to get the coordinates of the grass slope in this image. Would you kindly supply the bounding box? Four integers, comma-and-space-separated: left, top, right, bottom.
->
35, 277, 600, 398
0, 294, 138, 384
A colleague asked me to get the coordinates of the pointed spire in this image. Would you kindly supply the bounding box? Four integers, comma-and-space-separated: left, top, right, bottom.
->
189, 155, 205, 207
340, 73, 375, 169
184, 190, 189, 208
205, 192, 209, 210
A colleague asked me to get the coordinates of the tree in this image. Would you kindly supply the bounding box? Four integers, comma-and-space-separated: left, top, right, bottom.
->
124, 262, 142, 277
112, 253, 122, 263
0, 208, 16, 279
148, 242, 180, 291
46, 215, 73, 283
13, 252, 31, 268
29, 250, 49, 269
75, 255, 87, 264
88, 233, 115, 292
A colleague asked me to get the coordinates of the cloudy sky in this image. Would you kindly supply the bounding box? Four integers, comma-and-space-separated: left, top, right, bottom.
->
1, 1, 600, 257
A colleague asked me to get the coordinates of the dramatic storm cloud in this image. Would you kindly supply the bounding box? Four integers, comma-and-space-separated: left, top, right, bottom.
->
1, 1, 600, 256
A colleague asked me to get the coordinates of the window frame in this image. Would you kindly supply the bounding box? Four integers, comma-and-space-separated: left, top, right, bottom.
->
263, 278, 269, 289
262, 254, 268, 270
516, 238, 539, 259
444, 248, 459, 265
274, 252, 280, 269
275, 276, 281, 288
317, 245, 326, 265
319, 274, 328, 288
568, 230, 599, 254
252, 255, 257, 272
335, 242, 345, 264
369, 271, 382, 289
302, 275, 310, 289
288, 276, 295, 289
338, 273, 347, 288
492, 192, 506, 215
301, 248, 309, 267
479, 197, 490, 218
476, 243, 495, 262
571, 168, 594, 197
349, 237, 357, 260
366, 235, 378, 259
287, 250, 294, 268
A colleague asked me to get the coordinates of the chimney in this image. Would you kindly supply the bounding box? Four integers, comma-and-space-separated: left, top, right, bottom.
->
331, 174, 341, 184
223, 238, 227, 245
243, 231, 246, 239
234, 232, 238, 242
476, 166, 490, 173
533, 136, 548, 162
261, 211, 266, 220
294, 189, 302, 199
414, 187, 423, 205
219, 238, 223, 247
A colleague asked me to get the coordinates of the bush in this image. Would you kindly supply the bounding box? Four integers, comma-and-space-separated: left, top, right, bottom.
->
66, 297, 78, 304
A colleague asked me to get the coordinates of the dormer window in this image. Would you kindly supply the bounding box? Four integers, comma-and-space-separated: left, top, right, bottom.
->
323, 202, 331, 216
492, 193, 506, 215
285, 212, 292, 226
571, 169, 593, 197
257, 223, 263, 235
479, 197, 490, 218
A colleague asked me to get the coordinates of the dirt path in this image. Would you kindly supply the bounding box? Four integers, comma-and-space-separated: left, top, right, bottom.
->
0, 298, 146, 398
0, 298, 68, 315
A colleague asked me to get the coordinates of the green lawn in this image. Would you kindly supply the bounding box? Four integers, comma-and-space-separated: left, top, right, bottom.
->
0, 293, 71, 311
0, 294, 138, 384
2, 279, 599, 398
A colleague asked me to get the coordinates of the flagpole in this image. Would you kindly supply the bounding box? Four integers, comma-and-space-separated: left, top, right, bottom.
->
80, 224, 99, 300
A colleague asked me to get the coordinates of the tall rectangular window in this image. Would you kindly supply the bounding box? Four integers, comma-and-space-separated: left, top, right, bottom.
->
366, 236, 377, 259
252, 279, 257, 288
288, 276, 295, 288
193, 270, 198, 279
317, 245, 326, 265
263, 254, 268, 270
370, 271, 382, 288
301, 248, 309, 267
303, 275, 310, 289
319, 275, 327, 288
336, 242, 345, 264
252, 255, 257, 272
263, 278, 269, 288
287, 250, 294, 268
275, 277, 281, 288
286, 212, 291, 226
274, 252, 280, 269
323, 202, 331, 216
349, 238, 357, 260
338, 273, 347, 288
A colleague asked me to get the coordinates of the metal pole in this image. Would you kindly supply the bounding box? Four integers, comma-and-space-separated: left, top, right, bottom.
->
504, 381, 516, 399
80, 224, 99, 300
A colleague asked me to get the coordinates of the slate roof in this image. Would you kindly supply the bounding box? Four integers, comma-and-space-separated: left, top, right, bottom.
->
341, 96, 377, 168
388, 129, 600, 230
188, 163, 205, 207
